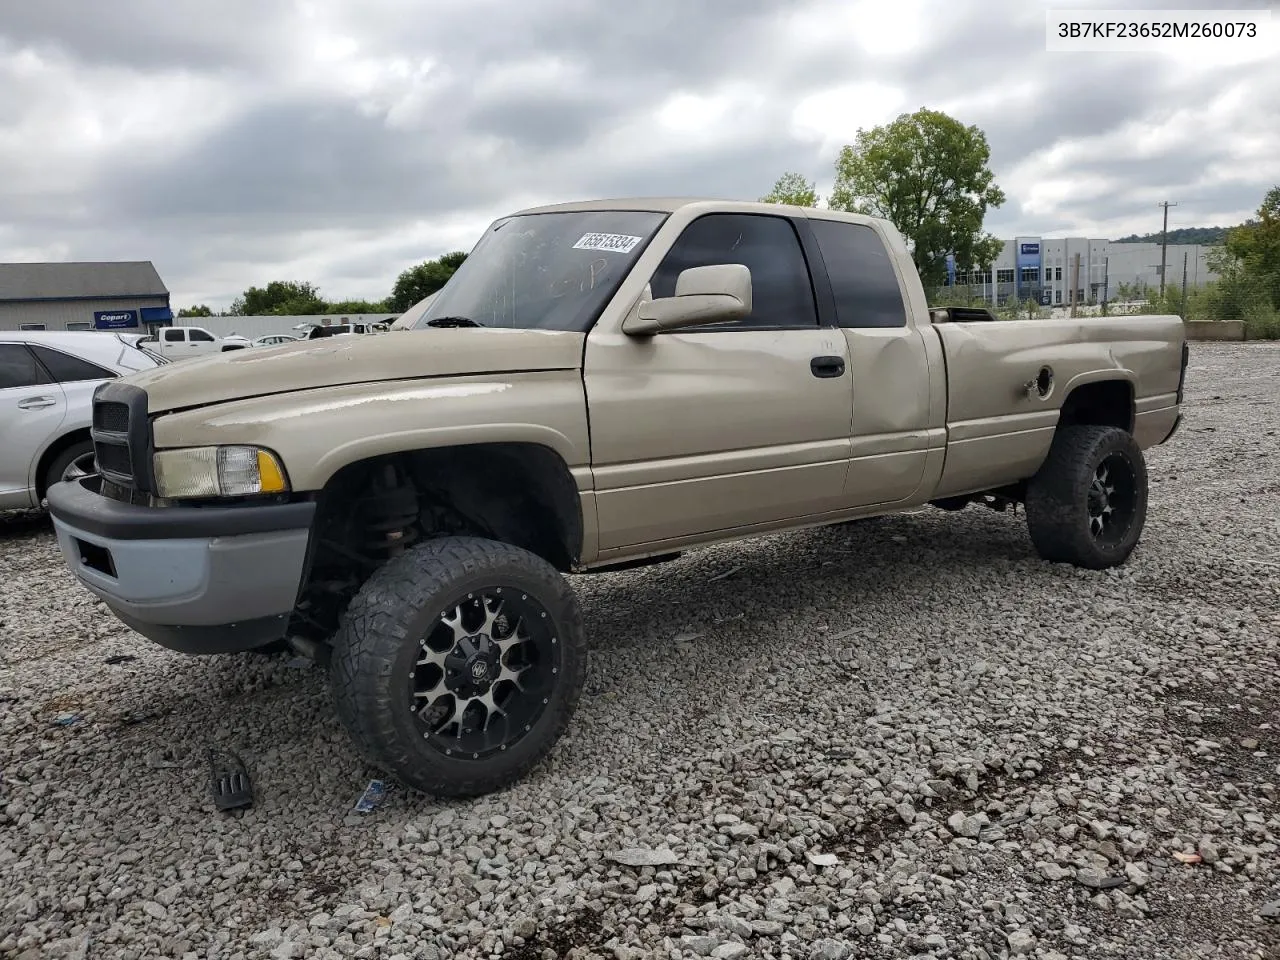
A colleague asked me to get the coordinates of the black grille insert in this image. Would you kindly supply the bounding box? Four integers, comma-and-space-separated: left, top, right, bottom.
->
94, 442, 132, 480
89, 382, 153, 492
93, 402, 130, 433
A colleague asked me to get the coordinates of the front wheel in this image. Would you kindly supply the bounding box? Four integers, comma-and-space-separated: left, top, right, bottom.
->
42, 440, 96, 506
1024, 425, 1148, 569
328, 536, 586, 798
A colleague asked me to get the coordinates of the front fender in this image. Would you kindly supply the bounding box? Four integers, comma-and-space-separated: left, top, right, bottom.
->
150, 371, 591, 492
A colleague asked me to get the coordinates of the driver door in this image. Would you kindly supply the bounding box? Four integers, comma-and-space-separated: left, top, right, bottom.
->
584, 212, 853, 553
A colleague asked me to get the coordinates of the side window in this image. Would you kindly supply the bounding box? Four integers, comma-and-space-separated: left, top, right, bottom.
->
0, 344, 49, 390
30, 345, 115, 383
808, 219, 907, 328
189, 328, 215, 342
163, 329, 184, 342
648, 213, 818, 329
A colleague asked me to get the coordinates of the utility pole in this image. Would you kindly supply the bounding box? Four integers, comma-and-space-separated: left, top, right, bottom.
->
1070, 252, 1081, 317
1181, 251, 1189, 318
1102, 256, 1110, 314
1158, 200, 1177, 297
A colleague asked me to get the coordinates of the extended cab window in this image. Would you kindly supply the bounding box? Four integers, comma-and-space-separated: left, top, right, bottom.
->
30, 345, 114, 383
163, 329, 184, 342
649, 213, 818, 329
0, 343, 49, 390
808, 219, 907, 328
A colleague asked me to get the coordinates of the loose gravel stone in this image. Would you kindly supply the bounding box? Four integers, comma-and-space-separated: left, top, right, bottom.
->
0, 342, 1277, 960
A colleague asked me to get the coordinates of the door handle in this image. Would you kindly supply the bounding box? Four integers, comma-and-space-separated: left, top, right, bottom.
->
810, 356, 845, 378
17, 396, 57, 409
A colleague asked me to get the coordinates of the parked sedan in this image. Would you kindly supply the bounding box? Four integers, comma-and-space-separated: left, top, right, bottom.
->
252, 334, 300, 347
0, 331, 167, 511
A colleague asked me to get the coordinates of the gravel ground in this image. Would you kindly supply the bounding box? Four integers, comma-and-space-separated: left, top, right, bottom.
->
2, 340, 1278, 960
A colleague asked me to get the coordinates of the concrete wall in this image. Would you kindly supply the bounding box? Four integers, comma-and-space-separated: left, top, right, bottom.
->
0, 297, 169, 332
1185, 320, 1246, 341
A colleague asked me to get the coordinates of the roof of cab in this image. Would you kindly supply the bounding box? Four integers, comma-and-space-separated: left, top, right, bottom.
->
509, 197, 733, 216
505, 197, 886, 228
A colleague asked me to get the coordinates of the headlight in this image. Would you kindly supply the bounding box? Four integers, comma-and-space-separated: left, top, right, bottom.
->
153, 446, 290, 499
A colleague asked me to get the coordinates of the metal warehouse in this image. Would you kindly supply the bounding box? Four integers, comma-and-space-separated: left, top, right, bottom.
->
0, 260, 173, 333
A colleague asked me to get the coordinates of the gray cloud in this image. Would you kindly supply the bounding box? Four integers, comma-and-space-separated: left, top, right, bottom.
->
2, 0, 1278, 308
0, 0, 287, 69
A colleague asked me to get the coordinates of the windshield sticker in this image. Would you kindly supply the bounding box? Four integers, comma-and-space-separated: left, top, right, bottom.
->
573, 233, 643, 254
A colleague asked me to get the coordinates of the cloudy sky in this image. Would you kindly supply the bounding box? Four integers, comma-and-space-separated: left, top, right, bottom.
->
2, 0, 1278, 311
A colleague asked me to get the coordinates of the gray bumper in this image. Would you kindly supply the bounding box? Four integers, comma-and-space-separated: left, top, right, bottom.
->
48, 477, 316, 654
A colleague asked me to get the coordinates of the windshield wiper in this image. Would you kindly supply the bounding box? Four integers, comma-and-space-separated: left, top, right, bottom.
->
424, 316, 485, 328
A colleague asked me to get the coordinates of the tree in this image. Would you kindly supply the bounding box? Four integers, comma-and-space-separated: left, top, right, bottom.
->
388, 252, 468, 312
761, 171, 820, 207
177, 304, 213, 317
827, 107, 1006, 291
325, 298, 390, 314
229, 280, 326, 316
1223, 185, 1280, 311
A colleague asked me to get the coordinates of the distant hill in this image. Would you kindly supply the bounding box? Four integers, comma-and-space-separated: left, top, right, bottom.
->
1111, 225, 1236, 245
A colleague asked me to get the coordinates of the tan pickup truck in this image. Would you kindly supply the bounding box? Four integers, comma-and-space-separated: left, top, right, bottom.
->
47, 198, 1188, 798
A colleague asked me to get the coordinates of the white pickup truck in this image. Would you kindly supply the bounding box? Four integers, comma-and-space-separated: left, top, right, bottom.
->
139, 326, 246, 360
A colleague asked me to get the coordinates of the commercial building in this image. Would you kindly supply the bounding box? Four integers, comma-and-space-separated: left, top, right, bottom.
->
944, 238, 1219, 307
0, 261, 173, 333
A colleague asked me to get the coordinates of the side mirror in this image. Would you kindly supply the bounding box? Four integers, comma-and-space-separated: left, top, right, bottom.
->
622, 264, 752, 335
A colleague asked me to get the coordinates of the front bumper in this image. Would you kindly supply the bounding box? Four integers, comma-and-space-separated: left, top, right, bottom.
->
47, 475, 316, 654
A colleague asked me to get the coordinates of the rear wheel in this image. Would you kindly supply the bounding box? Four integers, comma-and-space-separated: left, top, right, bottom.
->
1025, 425, 1148, 569
328, 536, 585, 797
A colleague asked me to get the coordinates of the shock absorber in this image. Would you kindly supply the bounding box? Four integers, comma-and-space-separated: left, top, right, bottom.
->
361, 463, 421, 558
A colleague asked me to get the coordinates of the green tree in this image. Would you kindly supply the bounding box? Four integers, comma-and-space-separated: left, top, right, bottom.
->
1223, 185, 1280, 312
229, 280, 326, 316
761, 171, 820, 207
827, 107, 1006, 291
176, 304, 213, 317
325, 298, 390, 314
388, 252, 468, 312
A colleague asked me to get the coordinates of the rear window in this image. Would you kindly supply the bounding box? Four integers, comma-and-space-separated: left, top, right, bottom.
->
809, 219, 907, 328
30, 345, 115, 383
0, 343, 49, 390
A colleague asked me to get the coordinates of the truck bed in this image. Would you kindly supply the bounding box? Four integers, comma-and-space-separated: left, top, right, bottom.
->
925, 313, 1185, 499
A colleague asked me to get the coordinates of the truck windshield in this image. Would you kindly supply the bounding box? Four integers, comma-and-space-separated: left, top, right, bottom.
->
411, 210, 668, 333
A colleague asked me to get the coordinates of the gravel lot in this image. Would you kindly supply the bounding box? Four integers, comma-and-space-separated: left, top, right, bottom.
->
2, 340, 1278, 960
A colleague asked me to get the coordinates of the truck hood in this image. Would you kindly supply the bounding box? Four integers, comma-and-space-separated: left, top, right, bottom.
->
123, 328, 586, 414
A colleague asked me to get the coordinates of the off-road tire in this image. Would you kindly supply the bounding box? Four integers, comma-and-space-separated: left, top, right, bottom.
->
1025, 424, 1148, 569
328, 536, 586, 798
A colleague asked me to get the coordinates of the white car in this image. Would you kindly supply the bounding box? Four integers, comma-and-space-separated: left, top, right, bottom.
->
0, 331, 167, 511
252, 334, 300, 347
